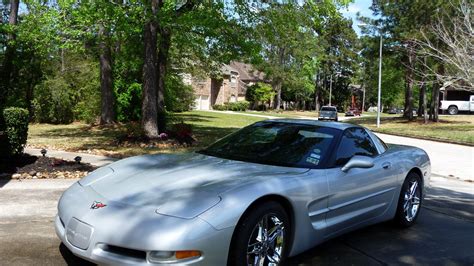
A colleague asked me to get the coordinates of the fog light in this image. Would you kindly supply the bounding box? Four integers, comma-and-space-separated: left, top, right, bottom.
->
148, 250, 201, 263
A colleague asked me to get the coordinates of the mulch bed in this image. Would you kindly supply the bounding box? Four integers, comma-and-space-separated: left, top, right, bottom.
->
0, 155, 96, 180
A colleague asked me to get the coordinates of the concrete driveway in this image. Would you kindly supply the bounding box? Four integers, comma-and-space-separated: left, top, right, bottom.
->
1, 175, 473, 266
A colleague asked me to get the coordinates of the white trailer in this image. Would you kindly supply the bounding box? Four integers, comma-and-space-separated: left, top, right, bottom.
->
440, 95, 474, 115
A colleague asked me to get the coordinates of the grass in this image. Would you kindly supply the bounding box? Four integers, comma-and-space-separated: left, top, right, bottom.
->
28, 111, 473, 159
348, 114, 474, 145
237, 110, 346, 118
28, 111, 265, 158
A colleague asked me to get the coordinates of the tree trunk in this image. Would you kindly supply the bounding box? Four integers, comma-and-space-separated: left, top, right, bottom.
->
431, 82, 440, 122
419, 61, 428, 123
156, 27, 171, 132
403, 43, 416, 121
418, 84, 424, 117
0, 0, 20, 125
314, 72, 320, 113
141, 0, 159, 138
273, 79, 282, 110
422, 82, 428, 124
99, 24, 116, 125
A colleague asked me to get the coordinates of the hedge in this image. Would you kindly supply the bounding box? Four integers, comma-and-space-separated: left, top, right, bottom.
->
212, 101, 250, 111
3, 107, 29, 156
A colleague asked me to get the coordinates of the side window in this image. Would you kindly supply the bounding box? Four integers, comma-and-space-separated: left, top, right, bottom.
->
335, 128, 378, 166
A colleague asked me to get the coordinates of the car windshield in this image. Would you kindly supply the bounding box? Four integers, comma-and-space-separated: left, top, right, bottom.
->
321, 107, 336, 111
199, 121, 340, 168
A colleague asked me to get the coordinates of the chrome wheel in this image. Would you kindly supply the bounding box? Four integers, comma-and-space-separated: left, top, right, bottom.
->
246, 214, 285, 266
403, 180, 421, 222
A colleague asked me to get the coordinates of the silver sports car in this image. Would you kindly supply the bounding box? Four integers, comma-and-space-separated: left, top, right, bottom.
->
56, 119, 430, 265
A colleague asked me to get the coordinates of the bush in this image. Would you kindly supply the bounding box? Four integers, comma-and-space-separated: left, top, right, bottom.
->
33, 76, 75, 124
245, 83, 274, 109
213, 101, 250, 111
165, 74, 195, 112
168, 122, 194, 145
116, 82, 142, 122
3, 107, 29, 156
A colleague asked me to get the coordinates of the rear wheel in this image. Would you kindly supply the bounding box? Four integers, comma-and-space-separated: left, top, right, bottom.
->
394, 172, 422, 227
448, 106, 458, 115
228, 202, 290, 266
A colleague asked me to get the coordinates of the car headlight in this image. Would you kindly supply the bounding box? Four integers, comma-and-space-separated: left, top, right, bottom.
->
148, 250, 201, 263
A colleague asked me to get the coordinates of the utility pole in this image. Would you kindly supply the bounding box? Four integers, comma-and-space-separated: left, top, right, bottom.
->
376, 33, 383, 128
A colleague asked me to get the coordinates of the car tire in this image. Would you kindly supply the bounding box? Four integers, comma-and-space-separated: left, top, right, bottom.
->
448, 106, 458, 115
394, 172, 422, 227
228, 202, 290, 266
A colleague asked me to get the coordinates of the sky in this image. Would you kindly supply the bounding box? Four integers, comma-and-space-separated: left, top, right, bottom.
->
340, 0, 376, 36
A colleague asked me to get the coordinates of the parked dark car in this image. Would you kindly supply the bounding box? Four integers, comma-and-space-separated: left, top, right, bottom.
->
388, 107, 403, 114
319, 106, 338, 121
345, 108, 361, 117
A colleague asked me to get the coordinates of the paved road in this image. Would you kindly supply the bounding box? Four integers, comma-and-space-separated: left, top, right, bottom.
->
0, 176, 473, 266
376, 133, 473, 182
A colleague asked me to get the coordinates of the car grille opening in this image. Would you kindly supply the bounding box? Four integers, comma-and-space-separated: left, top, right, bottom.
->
101, 244, 147, 261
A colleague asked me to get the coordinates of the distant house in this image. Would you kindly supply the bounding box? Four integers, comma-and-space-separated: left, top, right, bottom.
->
190, 62, 266, 110
229, 62, 266, 101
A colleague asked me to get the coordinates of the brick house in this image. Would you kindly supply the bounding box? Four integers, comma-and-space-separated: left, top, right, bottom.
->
190, 62, 266, 110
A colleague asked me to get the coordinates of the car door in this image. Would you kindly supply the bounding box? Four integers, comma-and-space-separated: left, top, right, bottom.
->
324, 128, 398, 236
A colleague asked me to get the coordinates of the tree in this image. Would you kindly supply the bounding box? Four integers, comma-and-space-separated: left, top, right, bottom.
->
246, 83, 274, 109
98, 23, 115, 124
415, 0, 473, 91
1, 0, 20, 125
371, 0, 453, 121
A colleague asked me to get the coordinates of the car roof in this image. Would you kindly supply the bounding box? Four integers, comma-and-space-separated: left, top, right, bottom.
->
264, 119, 361, 131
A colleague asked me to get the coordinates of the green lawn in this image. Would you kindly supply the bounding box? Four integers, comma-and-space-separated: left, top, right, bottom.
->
348, 115, 474, 145
28, 111, 265, 157
27, 111, 473, 158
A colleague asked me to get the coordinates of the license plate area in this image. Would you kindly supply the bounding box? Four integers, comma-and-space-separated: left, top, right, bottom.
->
66, 218, 93, 250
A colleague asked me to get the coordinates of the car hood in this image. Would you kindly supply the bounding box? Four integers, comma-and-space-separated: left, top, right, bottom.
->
78, 153, 307, 218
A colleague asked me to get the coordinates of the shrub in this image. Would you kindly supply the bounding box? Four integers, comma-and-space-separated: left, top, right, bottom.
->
33, 76, 75, 124
165, 74, 195, 112
245, 83, 274, 109
168, 122, 194, 145
115, 82, 142, 122
3, 107, 29, 156
212, 101, 250, 111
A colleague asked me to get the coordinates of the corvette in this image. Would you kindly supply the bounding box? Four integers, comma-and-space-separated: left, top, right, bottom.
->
56, 119, 430, 265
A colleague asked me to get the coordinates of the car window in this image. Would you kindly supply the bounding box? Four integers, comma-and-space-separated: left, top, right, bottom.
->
321, 107, 336, 111
335, 128, 378, 166
200, 121, 341, 168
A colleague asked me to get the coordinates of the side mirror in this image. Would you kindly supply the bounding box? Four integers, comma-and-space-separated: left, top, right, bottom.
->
341, 155, 374, 172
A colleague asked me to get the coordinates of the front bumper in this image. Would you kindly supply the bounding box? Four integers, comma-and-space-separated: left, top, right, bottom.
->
55, 183, 234, 265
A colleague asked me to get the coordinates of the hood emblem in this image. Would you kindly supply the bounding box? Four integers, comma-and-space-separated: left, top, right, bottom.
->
90, 201, 107, 209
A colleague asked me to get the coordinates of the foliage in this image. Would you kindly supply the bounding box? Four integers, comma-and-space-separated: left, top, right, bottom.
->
213, 101, 250, 111
115, 82, 142, 123
33, 55, 100, 124
168, 122, 194, 145
165, 74, 195, 113
33, 76, 74, 124
246, 83, 274, 106
3, 107, 29, 156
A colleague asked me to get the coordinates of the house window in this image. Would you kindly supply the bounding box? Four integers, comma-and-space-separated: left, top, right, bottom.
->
230, 95, 237, 102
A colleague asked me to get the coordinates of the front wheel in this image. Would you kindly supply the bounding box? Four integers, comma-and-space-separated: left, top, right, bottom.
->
228, 202, 290, 266
448, 106, 458, 115
394, 172, 422, 227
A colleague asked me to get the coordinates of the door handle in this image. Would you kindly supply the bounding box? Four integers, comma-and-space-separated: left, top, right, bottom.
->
382, 162, 391, 169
